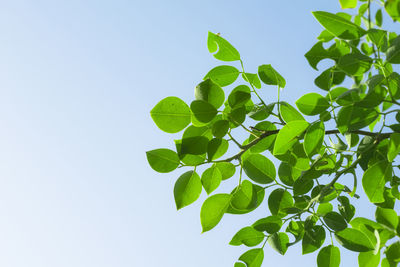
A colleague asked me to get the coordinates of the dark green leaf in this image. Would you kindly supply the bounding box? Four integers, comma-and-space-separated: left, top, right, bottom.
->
387, 36, 400, 64
204, 65, 240, 87
230, 226, 264, 247
337, 53, 372, 76
190, 100, 218, 123
252, 216, 282, 234
376, 207, 399, 230
386, 241, 400, 262
388, 133, 400, 162
258, 64, 286, 88
243, 154, 276, 184
323, 212, 348, 231
174, 171, 202, 210
296, 93, 329, 115
335, 228, 374, 252
231, 180, 257, 210
207, 138, 228, 160
304, 42, 331, 70
146, 148, 180, 173
268, 232, 289, 255
336, 105, 378, 134
385, 0, 400, 22
317, 245, 340, 267
212, 120, 229, 138
200, 193, 232, 232
302, 225, 326, 254
312, 11, 366, 40
150, 96, 191, 133
228, 85, 251, 108
207, 32, 240, 61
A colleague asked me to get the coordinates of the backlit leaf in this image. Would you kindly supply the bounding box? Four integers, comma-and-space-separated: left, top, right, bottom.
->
200, 193, 232, 232
174, 171, 202, 210
146, 148, 180, 173
204, 65, 240, 87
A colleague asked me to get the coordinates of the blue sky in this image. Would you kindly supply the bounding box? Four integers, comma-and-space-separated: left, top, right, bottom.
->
0, 0, 388, 266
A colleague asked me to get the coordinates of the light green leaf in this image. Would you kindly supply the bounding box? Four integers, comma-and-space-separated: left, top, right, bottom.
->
335, 228, 374, 252
336, 105, 378, 134
190, 100, 218, 123
273, 120, 309, 155
387, 37, 400, 64
268, 232, 289, 255
195, 79, 225, 109
258, 64, 286, 88
200, 193, 232, 232
304, 121, 325, 158
174, 171, 202, 210
243, 154, 276, 184
385, 0, 400, 22
238, 248, 264, 267
230, 226, 264, 247
146, 149, 180, 173
207, 32, 240, 61
339, 0, 357, 9
312, 11, 367, 40
268, 188, 294, 217
317, 203, 333, 216
388, 133, 400, 162
204, 65, 240, 87
362, 161, 392, 203
212, 120, 229, 138
386, 241, 400, 262
214, 162, 236, 180
234, 262, 246, 267
317, 245, 340, 267
242, 73, 262, 89
230, 180, 257, 210
150, 96, 191, 133
376, 207, 399, 230
296, 93, 329, 115
304, 41, 330, 70
280, 102, 305, 123
358, 251, 380, 267
201, 166, 222, 194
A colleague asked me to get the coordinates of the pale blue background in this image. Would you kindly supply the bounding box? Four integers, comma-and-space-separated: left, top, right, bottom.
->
0, 1, 389, 266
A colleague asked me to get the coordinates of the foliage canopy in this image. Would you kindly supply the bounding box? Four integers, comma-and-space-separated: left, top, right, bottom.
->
147, 0, 400, 266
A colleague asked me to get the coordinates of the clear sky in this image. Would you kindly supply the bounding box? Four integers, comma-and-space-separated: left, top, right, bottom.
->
0, 0, 387, 266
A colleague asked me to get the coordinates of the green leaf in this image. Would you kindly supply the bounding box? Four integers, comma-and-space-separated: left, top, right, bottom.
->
279, 102, 305, 123
312, 11, 366, 40
150, 96, 191, 133
200, 193, 232, 232
296, 93, 329, 116
227, 184, 265, 214
214, 162, 236, 180
317, 245, 340, 267
362, 161, 392, 203
242, 73, 262, 89
304, 121, 325, 158
195, 79, 225, 109
375, 9, 383, 27
323, 212, 347, 231
231, 180, 257, 210
339, 0, 357, 9
273, 120, 309, 155
387, 37, 400, 64
376, 207, 399, 230
317, 203, 333, 216
252, 216, 282, 234
258, 64, 286, 88
304, 41, 331, 70
268, 232, 289, 255
338, 196, 355, 222
212, 120, 229, 138
146, 148, 180, 173
337, 53, 372, 76
234, 263, 246, 267
368, 29, 387, 50
386, 241, 400, 262
302, 225, 326, 254
228, 85, 251, 108
174, 171, 202, 210
243, 154, 276, 184
201, 166, 222, 194
207, 138, 229, 161
268, 188, 294, 217
315, 68, 345, 91
388, 133, 400, 162
207, 32, 240, 61
385, 0, 400, 22
204, 65, 240, 87
335, 228, 374, 252
230, 226, 264, 247
358, 251, 380, 267
336, 105, 378, 134
190, 100, 218, 123
238, 249, 264, 267
249, 121, 277, 153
